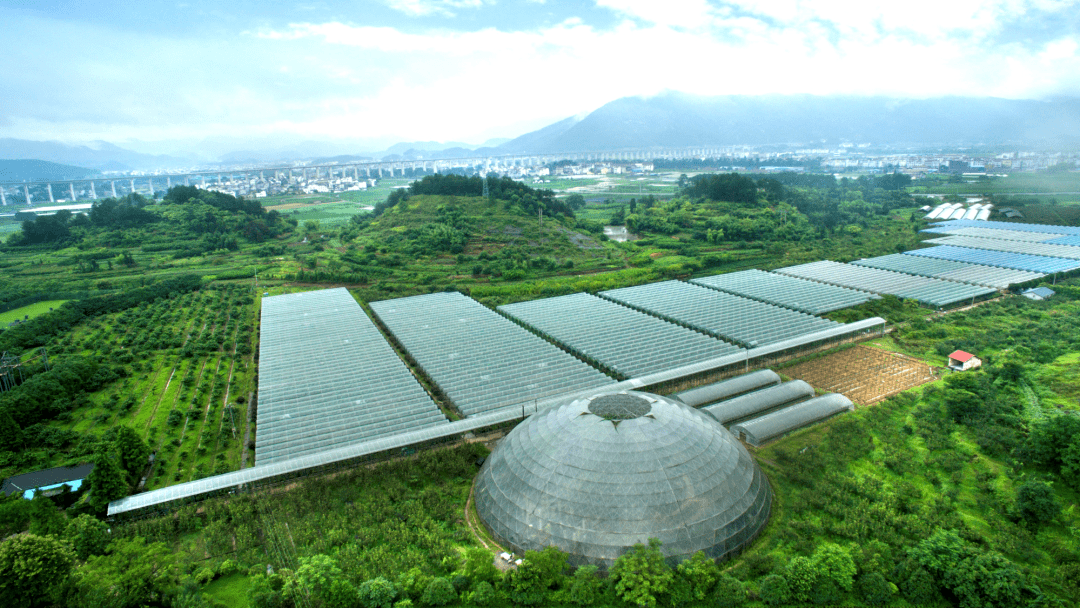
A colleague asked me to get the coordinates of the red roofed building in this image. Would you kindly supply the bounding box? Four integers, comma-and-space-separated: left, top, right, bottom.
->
947, 350, 981, 371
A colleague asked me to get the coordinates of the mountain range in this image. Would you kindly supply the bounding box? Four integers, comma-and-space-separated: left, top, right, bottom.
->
495, 93, 1080, 153
4, 94, 1080, 177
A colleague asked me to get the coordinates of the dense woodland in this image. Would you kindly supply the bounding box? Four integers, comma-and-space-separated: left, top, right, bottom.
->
0, 173, 1078, 607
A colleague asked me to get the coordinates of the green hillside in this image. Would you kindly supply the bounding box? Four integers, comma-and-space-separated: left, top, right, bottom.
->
0, 158, 100, 182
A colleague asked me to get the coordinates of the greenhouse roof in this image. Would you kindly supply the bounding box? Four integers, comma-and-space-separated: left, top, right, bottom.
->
905, 246, 1080, 274
370, 292, 615, 416
702, 380, 815, 425
852, 253, 1044, 289
923, 235, 1080, 260
921, 226, 1067, 242
730, 393, 854, 446
774, 261, 995, 307
599, 281, 839, 348
929, 219, 1080, 236
1043, 235, 1080, 247
499, 293, 742, 379
690, 269, 877, 314
255, 288, 447, 466
473, 391, 773, 567
674, 370, 781, 408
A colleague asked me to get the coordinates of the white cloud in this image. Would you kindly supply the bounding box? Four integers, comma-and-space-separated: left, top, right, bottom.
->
383, 0, 487, 18
2, 1, 1080, 147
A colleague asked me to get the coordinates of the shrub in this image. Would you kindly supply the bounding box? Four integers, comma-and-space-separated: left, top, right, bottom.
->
358, 577, 397, 608
757, 575, 789, 607
419, 577, 456, 607
713, 574, 746, 607
857, 572, 895, 606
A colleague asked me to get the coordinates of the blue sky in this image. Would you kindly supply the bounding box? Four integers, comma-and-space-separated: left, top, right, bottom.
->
2, 0, 1079, 154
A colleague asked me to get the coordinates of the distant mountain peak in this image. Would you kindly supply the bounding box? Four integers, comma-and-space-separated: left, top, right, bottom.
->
495, 94, 1080, 153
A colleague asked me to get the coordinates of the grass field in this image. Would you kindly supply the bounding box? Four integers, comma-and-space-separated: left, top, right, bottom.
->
0, 299, 69, 325
916, 172, 1080, 198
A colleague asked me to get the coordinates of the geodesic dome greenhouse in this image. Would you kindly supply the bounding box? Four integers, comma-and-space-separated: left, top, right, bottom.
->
473, 391, 772, 568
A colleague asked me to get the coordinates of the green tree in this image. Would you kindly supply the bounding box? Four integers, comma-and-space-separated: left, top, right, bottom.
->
505, 546, 568, 605
26, 493, 66, 537
568, 565, 603, 606
247, 573, 286, 608
0, 411, 22, 451
857, 572, 895, 606
1014, 480, 1061, 528
610, 538, 674, 608
675, 551, 719, 601
285, 554, 357, 608
63, 514, 110, 560
86, 445, 128, 511
112, 425, 150, 480
565, 194, 586, 210
712, 574, 746, 607
358, 576, 397, 608
466, 581, 496, 606
901, 567, 937, 606
812, 542, 857, 591
757, 575, 789, 607
785, 555, 817, 602
462, 547, 499, 585
419, 577, 456, 607
0, 533, 75, 608
72, 537, 180, 608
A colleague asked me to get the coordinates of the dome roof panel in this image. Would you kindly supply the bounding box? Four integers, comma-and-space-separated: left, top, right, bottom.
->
474, 390, 772, 568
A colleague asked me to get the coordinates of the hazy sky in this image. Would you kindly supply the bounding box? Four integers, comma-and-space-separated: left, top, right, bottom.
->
2, 0, 1079, 151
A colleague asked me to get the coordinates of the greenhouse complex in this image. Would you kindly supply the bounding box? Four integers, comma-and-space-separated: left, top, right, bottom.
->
110, 214, 1073, 561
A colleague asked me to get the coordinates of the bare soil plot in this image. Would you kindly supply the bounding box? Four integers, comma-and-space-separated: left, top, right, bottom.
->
784, 346, 936, 405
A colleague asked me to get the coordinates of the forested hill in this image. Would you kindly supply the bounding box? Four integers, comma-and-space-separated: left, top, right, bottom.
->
497, 93, 1080, 152
0, 159, 100, 182
5, 186, 293, 251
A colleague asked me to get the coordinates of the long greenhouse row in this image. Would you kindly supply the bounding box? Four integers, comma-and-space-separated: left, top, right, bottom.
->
930, 219, 1080, 236
370, 292, 615, 416
256, 288, 447, 466
924, 235, 1080, 261
498, 293, 743, 379
922, 225, 1069, 242
775, 260, 996, 307
690, 269, 878, 314
852, 253, 1045, 289
906, 246, 1080, 274
688, 373, 855, 446
599, 280, 841, 348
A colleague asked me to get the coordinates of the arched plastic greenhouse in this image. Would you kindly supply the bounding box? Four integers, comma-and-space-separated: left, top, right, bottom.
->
473, 391, 772, 568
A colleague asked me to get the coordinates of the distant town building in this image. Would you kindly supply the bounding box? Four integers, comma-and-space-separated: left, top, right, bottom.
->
947, 350, 982, 371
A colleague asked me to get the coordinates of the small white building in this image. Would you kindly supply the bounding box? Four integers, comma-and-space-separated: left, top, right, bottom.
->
1022, 287, 1055, 301
948, 350, 982, 371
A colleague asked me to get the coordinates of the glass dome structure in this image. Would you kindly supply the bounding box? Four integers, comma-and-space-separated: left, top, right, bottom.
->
473, 390, 772, 568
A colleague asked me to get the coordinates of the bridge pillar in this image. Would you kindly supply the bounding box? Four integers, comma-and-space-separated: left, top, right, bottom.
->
129, 179, 136, 194
90, 182, 97, 199
0, 187, 5, 206
166, 176, 171, 188
46, 183, 54, 202
70, 183, 77, 202
24, 185, 32, 205
148, 178, 153, 195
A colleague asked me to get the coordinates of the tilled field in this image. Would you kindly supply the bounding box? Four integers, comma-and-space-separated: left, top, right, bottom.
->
784, 345, 936, 405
